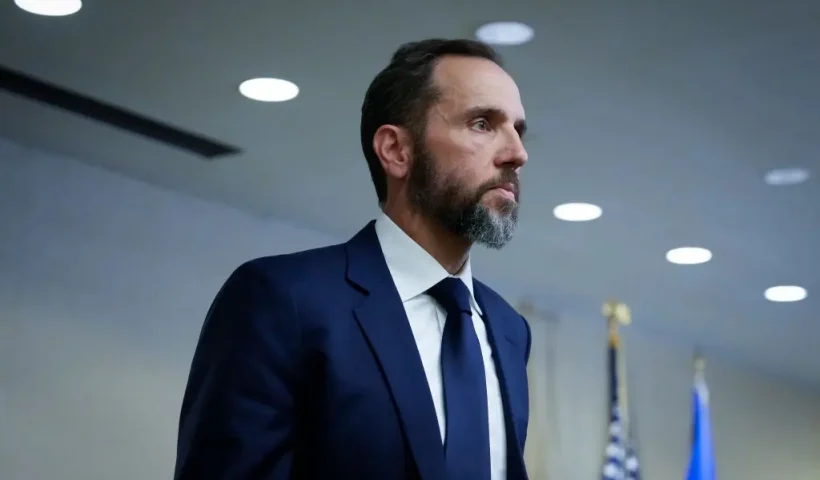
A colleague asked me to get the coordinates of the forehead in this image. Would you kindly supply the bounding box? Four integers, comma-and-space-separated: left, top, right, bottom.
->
430, 56, 525, 119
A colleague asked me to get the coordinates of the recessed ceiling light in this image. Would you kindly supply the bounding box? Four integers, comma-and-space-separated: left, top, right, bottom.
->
666, 247, 712, 265
764, 167, 809, 186
475, 21, 534, 46
239, 77, 299, 102
764, 285, 807, 302
553, 202, 602, 222
15, 0, 82, 16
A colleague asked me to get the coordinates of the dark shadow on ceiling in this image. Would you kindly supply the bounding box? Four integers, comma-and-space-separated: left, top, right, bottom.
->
0, 64, 241, 159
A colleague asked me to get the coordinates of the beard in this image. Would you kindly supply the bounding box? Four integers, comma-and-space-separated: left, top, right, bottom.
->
406, 142, 520, 250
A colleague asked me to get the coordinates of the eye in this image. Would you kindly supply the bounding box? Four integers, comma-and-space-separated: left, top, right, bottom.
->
470, 118, 491, 131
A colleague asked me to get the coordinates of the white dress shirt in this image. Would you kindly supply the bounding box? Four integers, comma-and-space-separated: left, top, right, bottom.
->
374, 213, 507, 480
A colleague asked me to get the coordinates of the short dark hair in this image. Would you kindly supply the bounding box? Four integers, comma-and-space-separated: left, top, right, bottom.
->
360, 38, 504, 205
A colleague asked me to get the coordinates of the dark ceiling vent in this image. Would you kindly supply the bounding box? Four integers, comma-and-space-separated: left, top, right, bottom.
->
0, 64, 241, 159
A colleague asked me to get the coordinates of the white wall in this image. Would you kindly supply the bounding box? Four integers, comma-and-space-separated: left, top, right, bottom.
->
0, 138, 339, 480
1, 137, 818, 480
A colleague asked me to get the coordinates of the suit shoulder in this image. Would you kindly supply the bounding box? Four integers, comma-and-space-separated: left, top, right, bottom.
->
238, 242, 347, 283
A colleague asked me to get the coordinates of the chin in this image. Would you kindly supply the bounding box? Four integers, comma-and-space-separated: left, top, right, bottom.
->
483, 196, 517, 215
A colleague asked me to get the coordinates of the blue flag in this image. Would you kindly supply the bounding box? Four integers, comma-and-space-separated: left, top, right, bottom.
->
686, 370, 717, 480
601, 340, 641, 480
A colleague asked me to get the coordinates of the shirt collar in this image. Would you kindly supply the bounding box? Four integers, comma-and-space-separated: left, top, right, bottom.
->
375, 213, 482, 315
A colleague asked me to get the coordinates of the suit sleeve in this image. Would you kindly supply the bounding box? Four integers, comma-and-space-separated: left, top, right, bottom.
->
174, 260, 302, 480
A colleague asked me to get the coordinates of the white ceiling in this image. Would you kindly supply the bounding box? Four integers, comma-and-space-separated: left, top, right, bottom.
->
1, 0, 818, 387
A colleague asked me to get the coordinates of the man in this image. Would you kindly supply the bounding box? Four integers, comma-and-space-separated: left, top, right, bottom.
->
174, 38, 531, 480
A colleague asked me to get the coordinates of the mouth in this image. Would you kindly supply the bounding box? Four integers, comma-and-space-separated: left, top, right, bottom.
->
487, 182, 517, 202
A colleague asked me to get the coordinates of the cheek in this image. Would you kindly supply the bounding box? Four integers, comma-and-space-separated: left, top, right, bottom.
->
446, 169, 486, 200
425, 135, 490, 189
428, 130, 482, 164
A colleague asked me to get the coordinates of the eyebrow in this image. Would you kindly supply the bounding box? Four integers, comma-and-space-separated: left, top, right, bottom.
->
463, 106, 528, 137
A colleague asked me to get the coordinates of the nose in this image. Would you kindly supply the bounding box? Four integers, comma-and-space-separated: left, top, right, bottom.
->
496, 127, 528, 171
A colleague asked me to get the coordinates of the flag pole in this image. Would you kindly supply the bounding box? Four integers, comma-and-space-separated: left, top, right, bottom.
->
602, 300, 632, 433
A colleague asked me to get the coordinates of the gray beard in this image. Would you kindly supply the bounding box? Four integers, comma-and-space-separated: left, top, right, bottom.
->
407, 149, 519, 250
461, 201, 518, 249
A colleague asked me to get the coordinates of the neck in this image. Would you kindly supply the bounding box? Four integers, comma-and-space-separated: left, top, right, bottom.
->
383, 202, 471, 275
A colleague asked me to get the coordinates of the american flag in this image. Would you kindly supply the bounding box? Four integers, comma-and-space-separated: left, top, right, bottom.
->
601, 339, 641, 480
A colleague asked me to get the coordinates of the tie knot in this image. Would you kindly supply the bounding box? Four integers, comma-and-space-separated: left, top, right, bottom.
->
427, 277, 472, 315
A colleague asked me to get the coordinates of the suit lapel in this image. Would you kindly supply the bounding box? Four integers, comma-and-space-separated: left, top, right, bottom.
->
474, 283, 530, 480
345, 222, 445, 480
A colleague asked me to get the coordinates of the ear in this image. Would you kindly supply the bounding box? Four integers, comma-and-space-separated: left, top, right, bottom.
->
373, 124, 413, 181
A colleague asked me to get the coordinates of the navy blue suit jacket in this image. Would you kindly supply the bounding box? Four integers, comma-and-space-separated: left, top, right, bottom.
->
174, 221, 532, 479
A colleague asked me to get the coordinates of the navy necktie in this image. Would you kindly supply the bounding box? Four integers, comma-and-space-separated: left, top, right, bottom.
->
427, 277, 491, 480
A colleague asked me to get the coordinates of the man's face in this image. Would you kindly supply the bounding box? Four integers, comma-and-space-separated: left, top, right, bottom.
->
407, 56, 528, 249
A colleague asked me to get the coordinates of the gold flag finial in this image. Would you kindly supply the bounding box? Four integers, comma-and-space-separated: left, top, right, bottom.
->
601, 300, 631, 325
694, 349, 706, 372
602, 300, 631, 346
